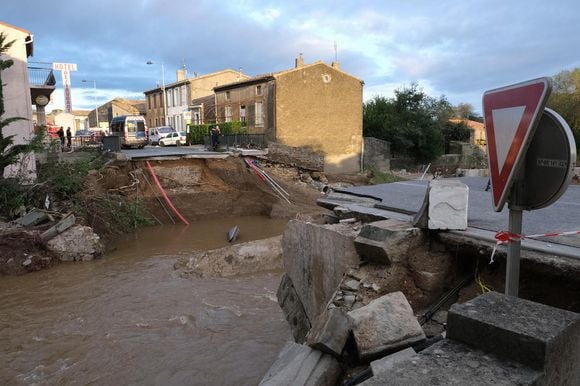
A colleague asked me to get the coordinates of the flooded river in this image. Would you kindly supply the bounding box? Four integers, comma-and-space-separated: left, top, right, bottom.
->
0, 217, 291, 385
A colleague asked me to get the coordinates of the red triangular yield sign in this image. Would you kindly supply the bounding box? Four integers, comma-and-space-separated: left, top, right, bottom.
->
482, 78, 551, 211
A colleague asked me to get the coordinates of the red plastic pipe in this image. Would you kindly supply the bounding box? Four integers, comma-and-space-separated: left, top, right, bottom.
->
145, 161, 189, 225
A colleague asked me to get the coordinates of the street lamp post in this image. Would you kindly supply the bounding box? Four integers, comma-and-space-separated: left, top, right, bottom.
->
147, 61, 167, 126
82, 79, 99, 129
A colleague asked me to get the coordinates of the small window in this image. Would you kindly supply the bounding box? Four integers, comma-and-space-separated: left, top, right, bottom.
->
225, 106, 232, 122
256, 85, 262, 96
255, 102, 263, 127
226, 91, 231, 100
240, 105, 246, 122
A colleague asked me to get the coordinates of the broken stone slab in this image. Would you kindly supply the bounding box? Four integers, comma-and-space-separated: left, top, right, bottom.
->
276, 274, 311, 343
343, 295, 356, 308
45, 225, 104, 262
447, 291, 580, 384
259, 341, 341, 386
427, 179, 468, 230
13, 211, 49, 227
282, 220, 360, 323
174, 236, 282, 278
354, 219, 423, 264
360, 339, 542, 385
306, 308, 352, 357
370, 347, 416, 377
343, 279, 360, 291
348, 291, 426, 361
40, 213, 75, 241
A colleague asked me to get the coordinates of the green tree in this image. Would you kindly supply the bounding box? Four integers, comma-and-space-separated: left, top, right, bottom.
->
441, 120, 471, 153
0, 32, 43, 178
363, 84, 449, 162
454, 103, 474, 119
547, 68, 580, 150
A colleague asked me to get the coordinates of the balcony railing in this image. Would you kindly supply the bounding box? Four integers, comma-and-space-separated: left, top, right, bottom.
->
28, 66, 56, 87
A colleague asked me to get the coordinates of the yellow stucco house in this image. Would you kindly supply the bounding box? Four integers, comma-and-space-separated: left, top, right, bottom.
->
0, 21, 36, 180
450, 118, 487, 153
214, 56, 364, 174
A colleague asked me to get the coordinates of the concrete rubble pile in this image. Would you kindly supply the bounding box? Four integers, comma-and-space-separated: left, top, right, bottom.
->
7, 211, 104, 264
260, 179, 580, 385
262, 218, 445, 385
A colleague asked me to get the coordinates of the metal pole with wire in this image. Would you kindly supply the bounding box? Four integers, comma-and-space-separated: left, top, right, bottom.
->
147, 61, 167, 126
82, 79, 99, 129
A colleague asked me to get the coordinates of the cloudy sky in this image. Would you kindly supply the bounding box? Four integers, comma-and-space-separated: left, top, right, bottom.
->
3, 0, 580, 114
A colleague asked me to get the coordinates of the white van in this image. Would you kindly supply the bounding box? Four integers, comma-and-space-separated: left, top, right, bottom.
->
148, 126, 175, 145
110, 115, 148, 148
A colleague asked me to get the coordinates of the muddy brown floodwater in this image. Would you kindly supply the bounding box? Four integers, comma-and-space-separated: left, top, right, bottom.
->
0, 216, 291, 385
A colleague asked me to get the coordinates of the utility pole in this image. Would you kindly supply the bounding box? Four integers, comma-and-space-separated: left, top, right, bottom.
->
82, 79, 98, 129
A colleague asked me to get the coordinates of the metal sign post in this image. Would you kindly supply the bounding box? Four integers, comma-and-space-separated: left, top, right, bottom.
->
504, 108, 576, 297
505, 166, 525, 297
506, 208, 523, 296
483, 77, 575, 298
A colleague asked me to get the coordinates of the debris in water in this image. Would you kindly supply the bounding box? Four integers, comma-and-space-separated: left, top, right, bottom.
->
227, 225, 240, 242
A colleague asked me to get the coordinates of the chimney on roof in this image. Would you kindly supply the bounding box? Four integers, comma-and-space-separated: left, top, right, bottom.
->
295, 53, 304, 68
331, 61, 340, 69
177, 68, 187, 81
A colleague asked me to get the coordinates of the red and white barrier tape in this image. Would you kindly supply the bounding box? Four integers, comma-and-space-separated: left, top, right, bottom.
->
489, 230, 580, 264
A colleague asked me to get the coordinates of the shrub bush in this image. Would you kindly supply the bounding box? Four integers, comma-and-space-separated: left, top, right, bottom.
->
187, 121, 248, 144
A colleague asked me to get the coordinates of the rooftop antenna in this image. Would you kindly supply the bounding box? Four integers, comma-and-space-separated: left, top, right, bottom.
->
334, 41, 338, 62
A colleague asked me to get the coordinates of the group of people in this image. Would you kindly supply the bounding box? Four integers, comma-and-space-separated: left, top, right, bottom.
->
57, 126, 72, 151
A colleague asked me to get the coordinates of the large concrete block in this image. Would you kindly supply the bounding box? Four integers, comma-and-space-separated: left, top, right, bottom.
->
277, 274, 311, 343
447, 291, 580, 385
175, 236, 283, 278
354, 219, 423, 264
369, 347, 416, 377
427, 179, 468, 230
348, 291, 425, 360
282, 220, 360, 322
306, 307, 351, 357
361, 339, 542, 385
259, 341, 341, 386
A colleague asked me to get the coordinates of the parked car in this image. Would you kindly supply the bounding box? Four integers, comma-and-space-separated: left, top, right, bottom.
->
159, 131, 187, 146
75, 129, 94, 137
149, 126, 174, 145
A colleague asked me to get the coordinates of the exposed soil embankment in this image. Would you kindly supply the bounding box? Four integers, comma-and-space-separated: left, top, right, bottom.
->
1, 155, 344, 275
87, 156, 331, 227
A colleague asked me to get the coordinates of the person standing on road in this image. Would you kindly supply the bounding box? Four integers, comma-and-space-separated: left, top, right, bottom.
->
66, 127, 72, 150
211, 125, 221, 150
58, 126, 65, 150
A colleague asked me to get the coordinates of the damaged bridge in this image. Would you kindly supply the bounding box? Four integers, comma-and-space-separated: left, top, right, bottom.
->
261, 177, 580, 385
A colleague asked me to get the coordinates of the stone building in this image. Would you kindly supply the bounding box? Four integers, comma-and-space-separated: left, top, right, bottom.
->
86, 98, 145, 130
144, 68, 249, 131
214, 56, 364, 173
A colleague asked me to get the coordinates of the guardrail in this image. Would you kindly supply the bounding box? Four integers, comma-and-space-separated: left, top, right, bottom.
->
28, 66, 56, 87
203, 134, 265, 150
